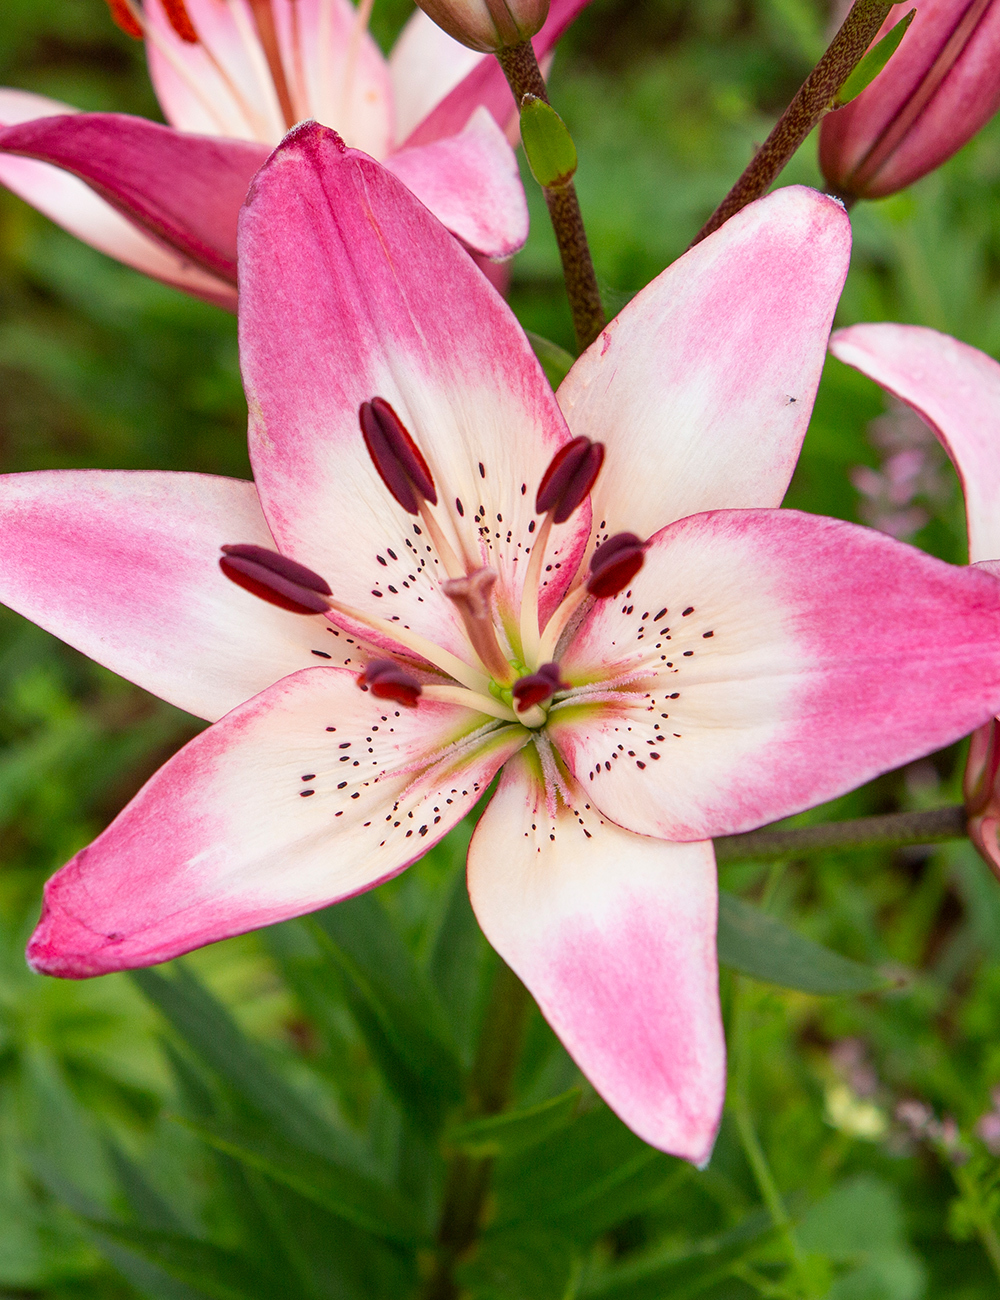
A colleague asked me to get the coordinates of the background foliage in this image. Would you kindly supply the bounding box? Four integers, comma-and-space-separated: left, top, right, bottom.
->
2, 0, 1000, 1296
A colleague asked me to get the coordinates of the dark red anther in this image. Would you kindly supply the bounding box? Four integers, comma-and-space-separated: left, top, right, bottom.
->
162, 0, 199, 42
106, 0, 143, 39
586, 532, 646, 599
360, 398, 437, 515
219, 543, 332, 615
512, 661, 569, 713
535, 437, 605, 524
360, 659, 423, 707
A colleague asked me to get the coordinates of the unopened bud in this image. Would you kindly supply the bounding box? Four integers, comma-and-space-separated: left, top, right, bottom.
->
820, 0, 1000, 201
412, 0, 548, 53
535, 436, 604, 524
360, 398, 437, 515
512, 661, 568, 712
219, 543, 332, 614
964, 714, 1000, 878
360, 659, 423, 707
586, 532, 645, 599
106, 0, 143, 40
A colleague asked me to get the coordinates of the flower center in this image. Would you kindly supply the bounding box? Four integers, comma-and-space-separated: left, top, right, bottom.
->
220, 401, 649, 732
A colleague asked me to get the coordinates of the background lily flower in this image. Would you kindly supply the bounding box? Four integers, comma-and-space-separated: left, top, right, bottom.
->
830, 323, 1000, 874
0, 0, 592, 306
820, 0, 1000, 201
3, 129, 1000, 1164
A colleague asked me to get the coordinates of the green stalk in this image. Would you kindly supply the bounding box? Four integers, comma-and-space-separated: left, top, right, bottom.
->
421, 960, 532, 1300
691, 0, 898, 245
715, 805, 967, 863
496, 40, 605, 351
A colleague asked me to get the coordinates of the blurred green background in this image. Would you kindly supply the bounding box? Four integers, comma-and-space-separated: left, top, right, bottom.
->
2, 1, 1000, 1296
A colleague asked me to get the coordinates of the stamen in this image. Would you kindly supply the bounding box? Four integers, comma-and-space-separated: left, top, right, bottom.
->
161, 0, 198, 42
360, 399, 437, 514
536, 581, 590, 664
587, 532, 646, 598
536, 437, 605, 524
245, 0, 299, 129
286, 0, 309, 122
106, 0, 143, 40
442, 567, 514, 684
422, 684, 519, 723
512, 662, 569, 713
220, 543, 332, 614
339, 0, 376, 140
360, 659, 422, 706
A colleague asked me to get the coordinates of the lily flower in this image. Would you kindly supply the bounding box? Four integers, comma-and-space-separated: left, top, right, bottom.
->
830, 323, 1000, 875
0, 0, 589, 307
5, 130, 1000, 1163
820, 0, 1000, 202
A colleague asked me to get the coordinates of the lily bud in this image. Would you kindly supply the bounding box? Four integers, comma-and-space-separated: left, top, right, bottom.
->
964, 715, 1000, 878
820, 0, 1000, 201
411, 0, 549, 53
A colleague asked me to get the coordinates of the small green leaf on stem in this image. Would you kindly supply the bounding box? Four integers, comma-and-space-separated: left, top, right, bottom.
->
526, 330, 576, 385
836, 8, 915, 105
520, 95, 578, 189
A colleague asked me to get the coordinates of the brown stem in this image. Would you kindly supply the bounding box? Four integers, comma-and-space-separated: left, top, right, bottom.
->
421, 960, 532, 1300
690, 0, 898, 246
714, 804, 968, 863
497, 41, 605, 352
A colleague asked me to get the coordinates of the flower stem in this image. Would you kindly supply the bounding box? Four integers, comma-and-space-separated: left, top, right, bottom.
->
952, 1162, 1000, 1286
714, 804, 967, 863
421, 959, 532, 1300
690, 0, 898, 246
496, 41, 605, 352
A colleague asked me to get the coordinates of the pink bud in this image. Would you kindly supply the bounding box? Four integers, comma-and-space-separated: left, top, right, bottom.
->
820, 0, 1000, 200
412, 0, 549, 52
963, 715, 1000, 877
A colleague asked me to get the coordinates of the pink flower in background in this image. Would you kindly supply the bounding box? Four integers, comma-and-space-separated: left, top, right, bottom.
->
831, 323, 1000, 876
4, 132, 1000, 1162
820, 0, 1000, 201
850, 398, 950, 541
0, 0, 591, 306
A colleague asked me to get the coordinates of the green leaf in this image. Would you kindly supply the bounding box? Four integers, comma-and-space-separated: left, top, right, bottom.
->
580, 1210, 775, 1300
179, 1116, 427, 1246
447, 1089, 580, 1157
526, 331, 576, 387
104, 1139, 184, 1233
519, 95, 579, 189
86, 1222, 285, 1300
457, 1226, 579, 1300
836, 9, 915, 106
717, 892, 888, 994
130, 967, 356, 1161
309, 895, 464, 1133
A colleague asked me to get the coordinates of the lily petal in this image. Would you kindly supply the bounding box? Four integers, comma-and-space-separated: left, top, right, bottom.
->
551, 508, 1000, 840
467, 751, 724, 1163
0, 90, 236, 308
239, 123, 588, 666
0, 470, 364, 722
383, 107, 527, 259
830, 322, 1000, 563
146, 0, 394, 157
396, 0, 592, 148
558, 186, 852, 546
28, 666, 523, 977
0, 111, 268, 285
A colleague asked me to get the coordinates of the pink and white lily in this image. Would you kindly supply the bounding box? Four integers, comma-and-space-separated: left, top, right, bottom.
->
830, 322, 1000, 874
5, 130, 1000, 1163
0, 0, 591, 306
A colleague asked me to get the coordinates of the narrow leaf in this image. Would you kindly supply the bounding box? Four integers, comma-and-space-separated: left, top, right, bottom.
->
179, 1116, 427, 1245
519, 95, 578, 189
310, 895, 464, 1133
86, 1222, 285, 1300
836, 9, 915, 105
717, 892, 888, 993
131, 966, 357, 1161
448, 1089, 581, 1157
457, 1226, 579, 1300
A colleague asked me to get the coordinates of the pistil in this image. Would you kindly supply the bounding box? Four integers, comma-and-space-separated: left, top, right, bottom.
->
441, 568, 515, 685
